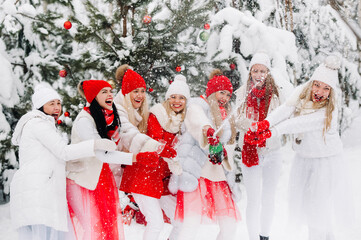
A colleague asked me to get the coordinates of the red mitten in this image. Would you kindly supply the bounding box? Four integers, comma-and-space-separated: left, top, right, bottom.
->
159, 145, 177, 158
136, 152, 159, 168
244, 130, 266, 146
206, 127, 220, 146
258, 129, 272, 140
251, 120, 270, 133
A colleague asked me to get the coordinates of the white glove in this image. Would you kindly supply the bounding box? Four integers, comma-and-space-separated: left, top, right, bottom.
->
164, 158, 183, 176
95, 150, 133, 165
94, 139, 117, 152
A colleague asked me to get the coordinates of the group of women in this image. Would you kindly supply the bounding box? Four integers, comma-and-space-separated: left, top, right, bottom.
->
10, 52, 352, 240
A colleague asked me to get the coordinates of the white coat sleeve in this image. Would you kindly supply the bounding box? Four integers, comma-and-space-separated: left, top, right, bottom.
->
266, 103, 296, 127
184, 103, 213, 149
116, 108, 161, 153
31, 118, 95, 162
272, 109, 326, 137
74, 117, 134, 164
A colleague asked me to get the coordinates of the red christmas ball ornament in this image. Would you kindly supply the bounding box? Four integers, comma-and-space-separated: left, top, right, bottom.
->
175, 66, 181, 72
149, 88, 153, 92
169, 80, 173, 84
64, 21, 72, 30
64, 111, 70, 117
230, 63, 236, 70
57, 119, 62, 125
204, 23, 210, 30
143, 15, 152, 24
59, 69, 67, 78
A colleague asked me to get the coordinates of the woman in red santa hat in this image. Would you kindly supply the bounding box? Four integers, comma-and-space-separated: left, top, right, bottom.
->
168, 69, 242, 240
247, 55, 354, 240
66, 80, 171, 240
120, 75, 188, 240
234, 52, 285, 240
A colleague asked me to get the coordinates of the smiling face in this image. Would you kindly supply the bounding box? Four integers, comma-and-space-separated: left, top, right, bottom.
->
250, 64, 269, 89
43, 99, 61, 120
169, 94, 186, 113
95, 87, 113, 110
311, 80, 331, 103
129, 87, 146, 109
215, 90, 231, 107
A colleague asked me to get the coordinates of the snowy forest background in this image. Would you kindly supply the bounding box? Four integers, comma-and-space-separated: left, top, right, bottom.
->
0, 0, 360, 210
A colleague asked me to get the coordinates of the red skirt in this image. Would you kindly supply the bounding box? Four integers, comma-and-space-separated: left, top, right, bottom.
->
67, 163, 124, 240
175, 177, 241, 223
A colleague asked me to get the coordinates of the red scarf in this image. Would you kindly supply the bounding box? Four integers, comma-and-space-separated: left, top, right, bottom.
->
84, 107, 119, 142
242, 85, 272, 167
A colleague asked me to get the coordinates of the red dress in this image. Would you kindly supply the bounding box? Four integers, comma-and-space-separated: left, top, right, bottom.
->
119, 113, 175, 198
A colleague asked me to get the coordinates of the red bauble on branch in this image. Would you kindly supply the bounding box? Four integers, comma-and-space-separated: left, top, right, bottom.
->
149, 88, 154, 92
204, 23, 210, 30
57, 120, 62, 125
143, 15, 152, 24
230, 63, 236, 70
64, 21, 72, 30
64, 111, 70, 117
175, 66, 181, 72
59, 70, 67, 77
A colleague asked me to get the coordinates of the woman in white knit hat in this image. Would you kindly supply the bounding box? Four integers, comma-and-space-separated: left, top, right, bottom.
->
235, 52, 285, 240
247, 55, 354, 240
10, 84, 116, 240
120, 75, 188, 240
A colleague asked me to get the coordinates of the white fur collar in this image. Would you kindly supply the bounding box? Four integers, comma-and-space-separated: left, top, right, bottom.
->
150, 103, 182, 133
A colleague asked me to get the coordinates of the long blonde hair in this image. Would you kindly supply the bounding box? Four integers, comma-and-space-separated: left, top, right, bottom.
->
297, 81, 335, 134
162, 100, 186, 134
207, 93, 236, 145
122, 93, 149, 133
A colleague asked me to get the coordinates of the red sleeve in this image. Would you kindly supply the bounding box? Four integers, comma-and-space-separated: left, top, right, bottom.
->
147, 113, 165, 141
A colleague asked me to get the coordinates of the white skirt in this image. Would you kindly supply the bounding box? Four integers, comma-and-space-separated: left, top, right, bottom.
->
288, 153, 354, 232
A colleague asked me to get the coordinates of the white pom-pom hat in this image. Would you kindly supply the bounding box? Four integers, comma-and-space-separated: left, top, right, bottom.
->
32, 84, 61, 109
249, 52, 271, 70
165, 75, 190, 100
310, 55, 341, 90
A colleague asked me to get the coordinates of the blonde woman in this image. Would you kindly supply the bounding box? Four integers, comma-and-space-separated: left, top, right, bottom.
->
121, 75, 188, 240
169, 70, 241, 240
249, 55, 353, 240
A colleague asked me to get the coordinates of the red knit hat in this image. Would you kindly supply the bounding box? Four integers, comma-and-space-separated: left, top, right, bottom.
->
82, 80, 112, 103
121, 69, 146, 95
206, 75, 233, 97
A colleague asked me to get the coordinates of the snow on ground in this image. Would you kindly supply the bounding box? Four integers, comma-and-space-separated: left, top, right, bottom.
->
1, 121, 361, 240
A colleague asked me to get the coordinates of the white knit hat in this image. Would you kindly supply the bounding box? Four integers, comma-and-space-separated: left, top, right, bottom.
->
32, 84, 61, 109
165, 75, 190, 99
310, 55, 341, 90
249, 52, 271, 70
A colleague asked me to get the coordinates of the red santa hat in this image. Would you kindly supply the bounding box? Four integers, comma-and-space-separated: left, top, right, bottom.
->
82, 80, 112, 103
121, 69, 146, 95
206, 70, 233, 97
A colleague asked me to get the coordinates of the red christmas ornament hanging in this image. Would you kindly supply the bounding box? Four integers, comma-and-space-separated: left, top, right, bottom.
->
149, 88, 154, 92
64, 21, 72, 30
175, 66, 181, 72
59, 70, 67, 78
57, 120, 62, 125
169, 80, 173, 84
64, 111, 70, 117
143, 15, 152, 24
230, 63, 236, 70
204, 23, 210, 30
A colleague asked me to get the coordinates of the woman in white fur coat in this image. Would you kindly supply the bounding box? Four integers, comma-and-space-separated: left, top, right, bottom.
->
10, 84, 116, 240
249, 55, 354, 240
169, 70, 242, 240
235, 52, 284, 240
66, 80, 165, 240
121, 75, 188, 240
